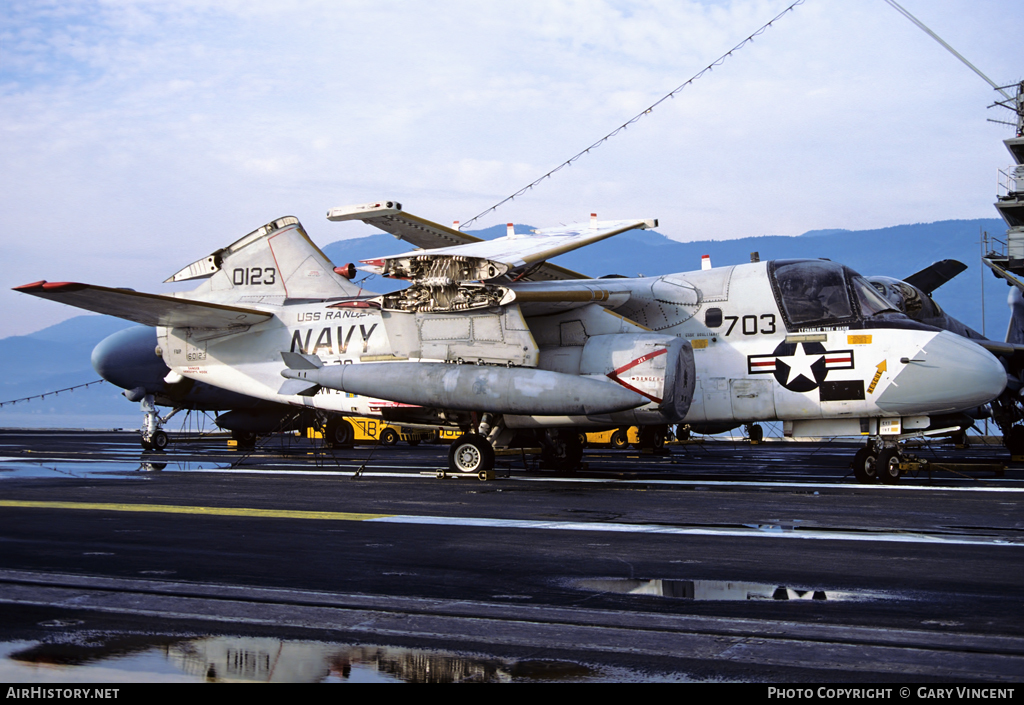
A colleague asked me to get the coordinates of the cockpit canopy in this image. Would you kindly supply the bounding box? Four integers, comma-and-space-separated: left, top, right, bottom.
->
867, 276, 943, 319
769, 259, 898, 329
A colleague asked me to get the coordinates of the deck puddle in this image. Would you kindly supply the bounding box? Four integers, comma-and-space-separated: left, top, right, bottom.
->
0, 636, 675, 682
573, 578, 891, 601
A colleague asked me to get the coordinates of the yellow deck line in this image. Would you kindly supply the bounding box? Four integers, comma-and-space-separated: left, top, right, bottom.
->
0, 500, 391, 522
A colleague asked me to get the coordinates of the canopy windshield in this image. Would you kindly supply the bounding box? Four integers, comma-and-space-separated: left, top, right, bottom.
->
770, 260, 897, 328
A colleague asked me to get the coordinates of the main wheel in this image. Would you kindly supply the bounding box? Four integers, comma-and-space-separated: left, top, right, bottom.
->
231, 429, 257, 449
852, 447, 878, 484
540, 429, 583, 471
638, 426, 665, 449
610, 429, 629, 449
380, 428, 399, 446
748, 424, 764, 443
151, 430, 169, 452
877, 447, 902, 484
448, 434, 494, 474
675, 424, 691, 442
325, 418, 355, 449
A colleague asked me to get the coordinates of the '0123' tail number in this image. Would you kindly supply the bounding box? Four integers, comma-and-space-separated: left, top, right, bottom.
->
233, 267, 276, 286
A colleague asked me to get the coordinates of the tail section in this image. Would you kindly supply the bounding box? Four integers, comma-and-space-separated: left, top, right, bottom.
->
167, 216, 371, 301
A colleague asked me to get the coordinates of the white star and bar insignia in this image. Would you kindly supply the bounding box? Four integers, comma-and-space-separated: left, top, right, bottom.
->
748, 341, 854, 394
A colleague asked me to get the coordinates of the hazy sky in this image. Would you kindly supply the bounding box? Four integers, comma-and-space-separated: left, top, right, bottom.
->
1, 0, 1021, 337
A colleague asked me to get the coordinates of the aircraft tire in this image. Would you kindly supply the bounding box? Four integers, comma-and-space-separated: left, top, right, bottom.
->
852, 447, 878, 484
675, 424, 691, 442
635, 426, 665, 450
325, 418, 355, 449
877, 447, 902, 484
1004, 426, 1024, 456
748, 424, 764, 443
540, 429, 583, 471
231, 429, 257, 449
151, 430, 169, 452
449, 434, 494, 474
610, 429, 629, 449
380, 428, 399, 446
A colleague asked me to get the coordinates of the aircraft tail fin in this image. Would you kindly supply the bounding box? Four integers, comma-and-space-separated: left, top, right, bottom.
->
167, 217, 371, 300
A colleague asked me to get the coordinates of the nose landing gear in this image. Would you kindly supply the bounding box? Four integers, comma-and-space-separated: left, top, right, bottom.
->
852, 440, 904, 484
852, 445, 879, 484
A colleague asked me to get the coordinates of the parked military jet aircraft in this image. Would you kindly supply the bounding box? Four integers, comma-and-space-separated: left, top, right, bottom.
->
16, 203, 1007, 480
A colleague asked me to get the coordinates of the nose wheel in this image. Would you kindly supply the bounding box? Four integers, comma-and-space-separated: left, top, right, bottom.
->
852, 446, 878, 484
852, 443, 902, 484
876, 447, 903, 484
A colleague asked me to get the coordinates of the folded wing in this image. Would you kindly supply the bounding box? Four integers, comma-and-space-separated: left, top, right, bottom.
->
325, 201, 634, 281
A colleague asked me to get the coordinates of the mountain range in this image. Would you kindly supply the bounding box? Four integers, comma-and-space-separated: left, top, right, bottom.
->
0, 218, 1008, 429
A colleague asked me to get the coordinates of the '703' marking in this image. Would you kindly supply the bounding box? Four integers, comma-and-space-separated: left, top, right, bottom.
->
724, 314, 776, 336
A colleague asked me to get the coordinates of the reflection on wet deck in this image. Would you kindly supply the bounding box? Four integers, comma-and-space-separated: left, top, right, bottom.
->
1, 635, 664, 683
573, 578, 893, 602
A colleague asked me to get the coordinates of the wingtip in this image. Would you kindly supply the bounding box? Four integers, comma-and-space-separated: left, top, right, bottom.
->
13, 281, 88, 293
12, 281, 47, 292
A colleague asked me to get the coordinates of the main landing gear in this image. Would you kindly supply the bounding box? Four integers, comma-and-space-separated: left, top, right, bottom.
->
443, 417, 589, 479
139, 394, 180, 452
447, 433, 495, 479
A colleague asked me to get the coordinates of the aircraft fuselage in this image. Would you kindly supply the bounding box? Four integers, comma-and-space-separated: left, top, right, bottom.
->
156, 258, 1006, 438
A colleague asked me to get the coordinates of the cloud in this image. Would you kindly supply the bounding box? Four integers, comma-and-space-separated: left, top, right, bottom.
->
0, 0, 1021, 337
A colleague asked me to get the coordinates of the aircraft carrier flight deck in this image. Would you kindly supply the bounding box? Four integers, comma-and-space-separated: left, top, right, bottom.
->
0, 429, 1022, 683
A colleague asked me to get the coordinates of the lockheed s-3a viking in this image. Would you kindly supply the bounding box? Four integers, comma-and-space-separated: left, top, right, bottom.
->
15, 201, 1007, 482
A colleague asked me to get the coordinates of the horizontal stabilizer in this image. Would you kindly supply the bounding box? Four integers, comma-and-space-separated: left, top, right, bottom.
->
13, 281, 272, 329
904, 260, 968, 294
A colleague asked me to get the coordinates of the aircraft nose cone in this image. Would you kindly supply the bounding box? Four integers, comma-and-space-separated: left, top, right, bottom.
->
875, 331, 1007, 415
91, 326, 170, 391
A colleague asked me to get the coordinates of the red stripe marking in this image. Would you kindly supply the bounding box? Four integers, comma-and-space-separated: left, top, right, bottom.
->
606, 348, 668, 404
